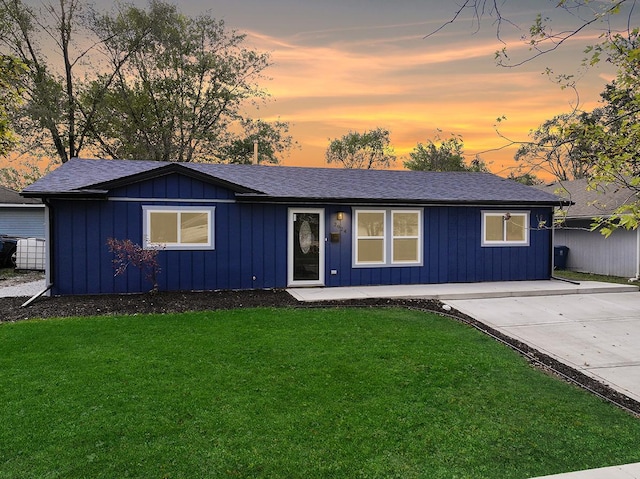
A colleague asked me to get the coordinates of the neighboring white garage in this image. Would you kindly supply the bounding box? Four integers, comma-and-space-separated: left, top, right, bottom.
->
541, 179, 639, 279
0, 185, 45, 238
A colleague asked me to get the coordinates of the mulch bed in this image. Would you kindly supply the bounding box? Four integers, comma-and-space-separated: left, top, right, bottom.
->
2, 288, 640, 416
0, 289, 299, 322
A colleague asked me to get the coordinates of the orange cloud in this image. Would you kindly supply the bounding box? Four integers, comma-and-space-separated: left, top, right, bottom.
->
246, 26, 614, 176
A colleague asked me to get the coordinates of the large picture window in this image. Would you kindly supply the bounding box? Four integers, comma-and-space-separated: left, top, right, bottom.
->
354, 209, 422, 266
143, 206, 215, 250
482, 211, 529, 246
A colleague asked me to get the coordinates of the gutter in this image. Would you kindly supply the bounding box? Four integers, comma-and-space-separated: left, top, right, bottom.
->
0, 203, 44, 208
233, 194, 568, 208
20, 189, 109, 199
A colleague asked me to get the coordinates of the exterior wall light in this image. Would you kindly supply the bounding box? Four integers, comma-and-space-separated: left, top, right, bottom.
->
336, 211, 344, 221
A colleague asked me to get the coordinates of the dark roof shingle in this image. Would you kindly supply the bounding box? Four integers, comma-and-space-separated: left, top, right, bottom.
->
540, 178, 637, 218
23, 157, 566, 205
0, 185, 41, 204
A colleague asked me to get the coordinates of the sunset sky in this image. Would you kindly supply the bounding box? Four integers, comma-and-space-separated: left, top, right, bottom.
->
177, 0, 630, 177
3, 1, 635, 180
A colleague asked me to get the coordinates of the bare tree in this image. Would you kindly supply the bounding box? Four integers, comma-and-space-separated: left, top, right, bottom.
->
426, 0, 636, 68
0, 0, 149, 162
0, 0, 293, 164
0, 54, 26, 156
514, 113, 594, 181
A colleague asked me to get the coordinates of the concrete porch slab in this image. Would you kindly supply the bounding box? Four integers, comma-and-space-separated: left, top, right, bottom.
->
287, 280, 637, 302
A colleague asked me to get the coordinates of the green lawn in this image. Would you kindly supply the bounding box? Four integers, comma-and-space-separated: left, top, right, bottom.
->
554, 269, 634, 285
2, 308, 640, 479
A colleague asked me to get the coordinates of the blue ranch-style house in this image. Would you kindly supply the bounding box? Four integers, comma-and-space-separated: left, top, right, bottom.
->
22, 158, 566, 296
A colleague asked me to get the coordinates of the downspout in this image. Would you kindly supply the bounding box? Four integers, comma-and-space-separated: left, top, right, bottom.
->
551, 210, 555, 274
43, 198, 53, 293
22, 198, 54, 307
635, 227, 640, 281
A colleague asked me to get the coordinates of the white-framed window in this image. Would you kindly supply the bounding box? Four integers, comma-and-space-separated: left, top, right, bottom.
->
354, 208, 422, 266
481, 211, 529, 246
392, 210, 421, 264
142, 206, 215, 250
355, 210, 386, 264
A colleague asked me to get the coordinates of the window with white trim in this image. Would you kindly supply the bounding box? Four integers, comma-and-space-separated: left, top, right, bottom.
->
482, 211, 529, 246
143, 206, 215, 250
355, 210, 386, 264
354, 208, 422, 266
392, 211, 420, 263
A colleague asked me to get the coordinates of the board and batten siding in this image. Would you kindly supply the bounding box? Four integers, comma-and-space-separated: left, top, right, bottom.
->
324, 206, 552, 287
48, 173, 553, 295
0, 206, 45, 238
49, 173, 288, 295
554, 221, 639, 278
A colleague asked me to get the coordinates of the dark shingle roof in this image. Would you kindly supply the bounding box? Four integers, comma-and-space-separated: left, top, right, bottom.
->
22, 157, 566, 206
0, 185, 41, 204
540, 179, 638, 218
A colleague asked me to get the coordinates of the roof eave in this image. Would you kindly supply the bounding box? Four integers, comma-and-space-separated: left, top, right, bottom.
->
21, 189, 109, 199
235, 193, 568, 207
561, 214, 614, 220
0, 202, 44, 207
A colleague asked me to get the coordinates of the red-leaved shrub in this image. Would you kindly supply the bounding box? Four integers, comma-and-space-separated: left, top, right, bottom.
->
106, 238, 161, 292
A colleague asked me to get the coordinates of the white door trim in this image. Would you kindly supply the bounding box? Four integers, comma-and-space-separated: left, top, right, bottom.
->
288, 208, 325, 287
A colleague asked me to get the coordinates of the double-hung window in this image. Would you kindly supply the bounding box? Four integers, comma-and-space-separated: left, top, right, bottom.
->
482, 211, 529, 246
355, 210, 386, 264
392, 211, 421, 263
143, 206, 215, 250
354, 208, 422, 266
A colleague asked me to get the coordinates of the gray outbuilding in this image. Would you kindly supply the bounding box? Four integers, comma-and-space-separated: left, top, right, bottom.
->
0, 185, 45, 239
543, 179, 639, 279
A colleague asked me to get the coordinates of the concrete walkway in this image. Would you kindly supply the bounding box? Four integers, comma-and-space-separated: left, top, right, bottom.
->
0, 278, 46, 298
288, 279, 640, 479
288, 279, 637, 302
529, 462, 640, 478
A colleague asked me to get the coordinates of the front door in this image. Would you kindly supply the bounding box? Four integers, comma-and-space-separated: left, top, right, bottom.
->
288, 208, 325, 286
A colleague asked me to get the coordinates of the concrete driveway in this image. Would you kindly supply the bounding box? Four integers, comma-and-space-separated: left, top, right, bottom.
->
446, 291, 640, 403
